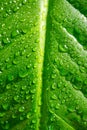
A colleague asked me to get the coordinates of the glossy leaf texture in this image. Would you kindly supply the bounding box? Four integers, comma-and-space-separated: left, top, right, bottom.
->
0, 0, 87, 130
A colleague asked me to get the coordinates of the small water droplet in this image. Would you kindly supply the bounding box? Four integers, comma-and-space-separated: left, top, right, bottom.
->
20, 115, 24, 120
0, 70, 2, 74
6, 84, 11, 90
15, 51, 20, 57
11, 29, 20, 38
4, 121, 10, 130
22, 0, 27, 5
19, 70, 28, 78
26, 95, 30, 100
83, 115, 87, 121
0, 112, 5, 117
12, 59, 17, 65
3, 37, 10, 44
51, 94, 57, 100
26, 112, 31, 119
32, 119, 36, 124
51, 83, 56, 90
22, 85, 27, 90
13, 6, 19, 12
58, 44, 67, 53
12, 114, 16, 119
2, 103, 9, 110
8, 74, 14, 81
14, 95, 19, 102
18, 106, 25, 112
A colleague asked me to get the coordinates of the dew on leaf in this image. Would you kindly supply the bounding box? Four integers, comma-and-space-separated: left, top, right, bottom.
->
4, 122, 10, 130
0, 70, 2, 74
22, 0, 27, 5
32, 119, 36, 124
19, 70, 28, 78
26, 95, 30, 100
83, 115, 87, 121
3, 37, 10, 44
2, 103, 9, 110
22, 85, 27, 90
12, 59, 17, 65
58, 44, 67, 53
11, 29, 20, 38
12, 114, 16, 119
51, 94, 57, 100
18, 106, 25, 112
6, 84, 11, 90
0, 112, 5, 117
51, 83, 56, 90
48, 125, 53, 130
15, 51, 20, 57
8, 74, 14, 81
20, 116, 24, 120
13, 6, 19, 12
14, 95, 19, 102
55, 103, 60, 110
26, 112, 31, 119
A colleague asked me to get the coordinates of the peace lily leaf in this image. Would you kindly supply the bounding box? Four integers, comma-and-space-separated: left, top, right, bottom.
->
0, 0, 87, 130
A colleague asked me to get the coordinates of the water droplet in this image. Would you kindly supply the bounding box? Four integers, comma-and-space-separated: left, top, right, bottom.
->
48, 125, 53, 130
11, 29, 20, 38
12, 114, 16, 119
18, 106, 25, 112
51, 94, 57, 100
13, 6, 19, 12
19, 70, 28, 78
22, 0, 27, 5
32, 119, 36, 124
20, 116, 24, 120
15, 51, 20, 57
3, 13, 8, 18
0, 112, 5, 117
21, 49, 26, 56
22, 28, 27, 34
5, 58, 9, 63
22, 85, 27, 90
58, 44, 67, 53
55, 103, 60, 109
26, 95, 30, 100
8, 74, 14, 81
2, 103, 9, 110
0, 70, 2, 74
83, 115, 87, 121
30, 89, 36, 94
68, 106, 75, 112
4, 122, 10, 130
14, 95, 19, 102
51, 83, 56, 90
3, 37, 10, 44
26, 112, 31, 119
6, 84, 11, 90
12, 59, 17, 65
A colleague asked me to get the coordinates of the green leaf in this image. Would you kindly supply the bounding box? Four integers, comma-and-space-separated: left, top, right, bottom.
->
0, 0, 87, 130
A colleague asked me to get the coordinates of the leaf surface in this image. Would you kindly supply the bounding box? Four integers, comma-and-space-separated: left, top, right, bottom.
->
0, 0, 87, 130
